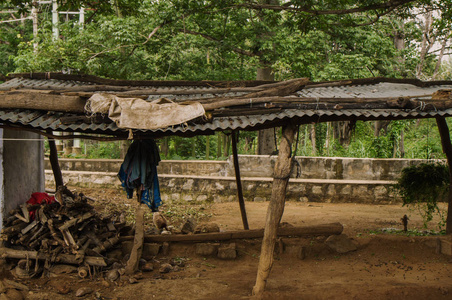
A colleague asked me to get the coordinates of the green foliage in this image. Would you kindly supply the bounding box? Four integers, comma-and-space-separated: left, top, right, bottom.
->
85, 141, 120, 159
395, 163, 449, 230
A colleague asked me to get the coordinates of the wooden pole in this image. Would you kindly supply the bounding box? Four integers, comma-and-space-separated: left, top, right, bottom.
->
435, 117, 452, 234
47, 133, 64, 188
252, 123, 297, 296
231, 131, 249, 230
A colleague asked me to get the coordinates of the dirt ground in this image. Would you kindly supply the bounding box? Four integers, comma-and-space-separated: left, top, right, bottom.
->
2, 187, 452, 300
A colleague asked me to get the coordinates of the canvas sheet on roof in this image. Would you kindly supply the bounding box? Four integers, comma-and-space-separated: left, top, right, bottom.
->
85, 93, 205, 130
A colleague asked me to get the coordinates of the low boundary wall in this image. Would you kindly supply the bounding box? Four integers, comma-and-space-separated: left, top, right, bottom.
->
45, 156, 436, 204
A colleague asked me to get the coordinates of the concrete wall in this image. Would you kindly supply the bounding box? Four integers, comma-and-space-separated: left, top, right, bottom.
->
45, 155, 432, 181
44, 155, 432, 204
1, 130, 45, 228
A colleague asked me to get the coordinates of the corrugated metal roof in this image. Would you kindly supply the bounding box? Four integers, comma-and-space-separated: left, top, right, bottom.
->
299, 82, 452, 98
2, 108, 452, 138
1, 76, 452, 137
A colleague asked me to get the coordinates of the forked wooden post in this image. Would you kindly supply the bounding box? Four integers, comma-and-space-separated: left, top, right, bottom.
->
435, 117, 452, 234
252, 123, 297, 296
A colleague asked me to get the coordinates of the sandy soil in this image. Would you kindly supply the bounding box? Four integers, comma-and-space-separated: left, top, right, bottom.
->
2, 187, 452, 300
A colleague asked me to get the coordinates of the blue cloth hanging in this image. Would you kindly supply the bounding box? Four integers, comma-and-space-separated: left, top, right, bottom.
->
117, 139, 162, 211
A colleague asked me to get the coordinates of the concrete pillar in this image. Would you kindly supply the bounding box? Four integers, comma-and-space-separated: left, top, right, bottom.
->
0, 129, 45, 230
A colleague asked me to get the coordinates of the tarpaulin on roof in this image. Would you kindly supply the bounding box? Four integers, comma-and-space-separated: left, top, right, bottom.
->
85, 93, 205, 130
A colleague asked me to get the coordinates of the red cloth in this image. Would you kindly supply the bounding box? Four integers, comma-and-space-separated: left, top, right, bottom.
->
26, 192, 56, 219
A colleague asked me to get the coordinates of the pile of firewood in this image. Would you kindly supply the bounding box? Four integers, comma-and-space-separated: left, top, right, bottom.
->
0, 187, 127, 273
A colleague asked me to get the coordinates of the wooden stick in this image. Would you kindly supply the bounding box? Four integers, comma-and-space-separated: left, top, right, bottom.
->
125, 204, 146, 275
436, 117, 452, 234
253, 123, 297, 297
47, 133, 64, 188
231, 131, 249, 230
0, 247, 107, 267
119, 223, 343, 243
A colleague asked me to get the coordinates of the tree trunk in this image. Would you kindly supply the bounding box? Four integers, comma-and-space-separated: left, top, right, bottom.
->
216, 133, 221, 158
256, 66, 276, 155
432, 31, 450, 80
416, 10, 436, 78
435, 117, 452, 234
400, 129, 405, 158
192, 138, 196, 157
252, 123, 296, 296
310, 124, 316, 155
206, 135, 210, 159
374, 120, 391, 137
120, 140, 131, 159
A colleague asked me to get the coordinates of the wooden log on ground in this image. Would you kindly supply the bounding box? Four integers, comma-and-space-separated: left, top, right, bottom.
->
119, 223, 343, 243
253, 123, 297, 297
0, 247, 107, 267
125, 204, 146, 275
0, 92, 85, 113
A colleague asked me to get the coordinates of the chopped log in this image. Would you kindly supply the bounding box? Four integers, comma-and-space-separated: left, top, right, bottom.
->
21, 220, 37, 235
1, 222, 28, 238
253, 123, 297, 296
0, 247, 107, 267
92, 236, 119, 254
19, 205, 30, 223
76, 239, 90, 263
119, 223, 343, 243
58, 212, 94, 231
125, 204, 146, 275
13, 213, 28, 223
61, 229, 77, 249
47, 220, 66, 247
0, 92, 85, 113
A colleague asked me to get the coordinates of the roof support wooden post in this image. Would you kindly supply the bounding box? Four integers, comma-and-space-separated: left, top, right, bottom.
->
252, 122, 296, 296
46, 130, 64, 188
435, 117, 452, 234
231, 131, 249, 230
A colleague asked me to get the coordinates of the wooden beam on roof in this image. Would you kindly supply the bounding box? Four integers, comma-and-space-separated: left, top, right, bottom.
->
0, 92, 85, 113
